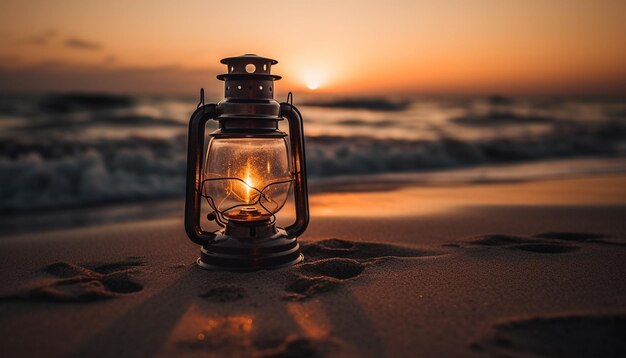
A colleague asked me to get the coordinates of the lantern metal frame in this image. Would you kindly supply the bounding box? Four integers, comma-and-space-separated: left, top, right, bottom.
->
184, 55, 309, 271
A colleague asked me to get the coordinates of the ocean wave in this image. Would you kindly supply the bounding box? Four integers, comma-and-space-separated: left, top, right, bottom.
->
38, 93, 135, 113
0, 136, 187, 211
14, 114, 185, 132
0, 117, 624, 211
306, 120, 625, 176
334, 118, 401, 128
451, 111, 556, 126
303, 98, 411, 111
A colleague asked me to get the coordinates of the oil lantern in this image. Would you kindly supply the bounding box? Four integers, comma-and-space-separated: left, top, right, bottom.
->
185, 54, 309, 270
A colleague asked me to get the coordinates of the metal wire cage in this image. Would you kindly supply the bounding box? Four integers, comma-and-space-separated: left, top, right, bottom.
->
200, 136, 295, 226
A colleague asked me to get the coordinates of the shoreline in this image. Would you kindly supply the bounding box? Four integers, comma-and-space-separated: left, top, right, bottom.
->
2, 162, 625, 237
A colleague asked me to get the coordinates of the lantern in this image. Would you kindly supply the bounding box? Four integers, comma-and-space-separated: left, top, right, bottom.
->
185, 54, 309, 270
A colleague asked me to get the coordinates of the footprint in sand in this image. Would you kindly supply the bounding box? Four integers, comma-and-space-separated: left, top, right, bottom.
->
461, 232, 624, 254
285, 258, 364, 300
200, 285, 246, 303
0, 258, 144, 303
471, 313, 626, 357
301, 238, 439, 261
285, 238, 442, 300
510, 243, 579, 254
534, 232, 626, 246
179, 328, 332, 357
461, 233, 589, 254
254, 334, 334, 358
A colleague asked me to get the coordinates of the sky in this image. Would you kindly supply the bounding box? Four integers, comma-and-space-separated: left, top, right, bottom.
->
0, 0, 625, 96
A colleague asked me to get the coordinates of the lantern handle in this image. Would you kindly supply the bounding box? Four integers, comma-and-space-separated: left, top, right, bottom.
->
280, 102, 310, 238
185, 102, 219, 245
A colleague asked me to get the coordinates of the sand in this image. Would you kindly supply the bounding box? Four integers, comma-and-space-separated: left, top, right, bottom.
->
0, 175, 625, 357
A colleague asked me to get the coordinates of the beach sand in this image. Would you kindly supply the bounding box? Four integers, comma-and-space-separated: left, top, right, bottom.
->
1, 175, 625, 357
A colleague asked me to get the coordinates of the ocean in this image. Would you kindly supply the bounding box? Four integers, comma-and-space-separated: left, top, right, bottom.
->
1, 92, 625, 213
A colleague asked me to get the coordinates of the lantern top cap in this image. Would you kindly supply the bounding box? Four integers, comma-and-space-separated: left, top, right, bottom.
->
220, 54, 278, 65
217, 54, 281, 81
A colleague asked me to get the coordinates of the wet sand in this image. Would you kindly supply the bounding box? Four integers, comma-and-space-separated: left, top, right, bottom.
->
0, 175, 625, 357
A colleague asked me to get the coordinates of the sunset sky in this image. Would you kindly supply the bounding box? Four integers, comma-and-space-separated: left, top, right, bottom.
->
1, 0, 625, 95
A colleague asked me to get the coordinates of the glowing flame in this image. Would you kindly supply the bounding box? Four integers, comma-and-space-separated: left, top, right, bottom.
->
243, 164, 254, 203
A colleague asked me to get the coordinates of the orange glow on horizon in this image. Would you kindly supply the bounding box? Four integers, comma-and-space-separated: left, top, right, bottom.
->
0, 0, 625, 94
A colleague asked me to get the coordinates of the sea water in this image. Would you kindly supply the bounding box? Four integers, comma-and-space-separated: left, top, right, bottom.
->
0, 93, 624, 212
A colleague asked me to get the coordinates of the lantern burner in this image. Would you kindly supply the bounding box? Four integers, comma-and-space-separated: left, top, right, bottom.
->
224, 207, 271, 222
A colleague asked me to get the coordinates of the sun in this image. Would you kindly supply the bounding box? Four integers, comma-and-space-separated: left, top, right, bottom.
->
304, 72, 323, 90
306, 80, 320, 90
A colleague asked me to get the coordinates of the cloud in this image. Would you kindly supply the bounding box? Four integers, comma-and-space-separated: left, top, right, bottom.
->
24, 29, 58, 46
0, 55, 20, 65
21, 30, 101, 52
0, 61, 221, 95
103, 55, 116, 64
64, 37, 101, 50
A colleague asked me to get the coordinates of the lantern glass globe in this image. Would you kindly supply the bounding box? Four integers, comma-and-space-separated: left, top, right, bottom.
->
203, 137, 292, 221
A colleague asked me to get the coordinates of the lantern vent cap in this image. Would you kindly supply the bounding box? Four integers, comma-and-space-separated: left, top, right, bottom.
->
217, 54, 281, 81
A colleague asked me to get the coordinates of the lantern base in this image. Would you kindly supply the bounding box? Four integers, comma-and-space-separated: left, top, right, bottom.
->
197, 230, 303, 271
